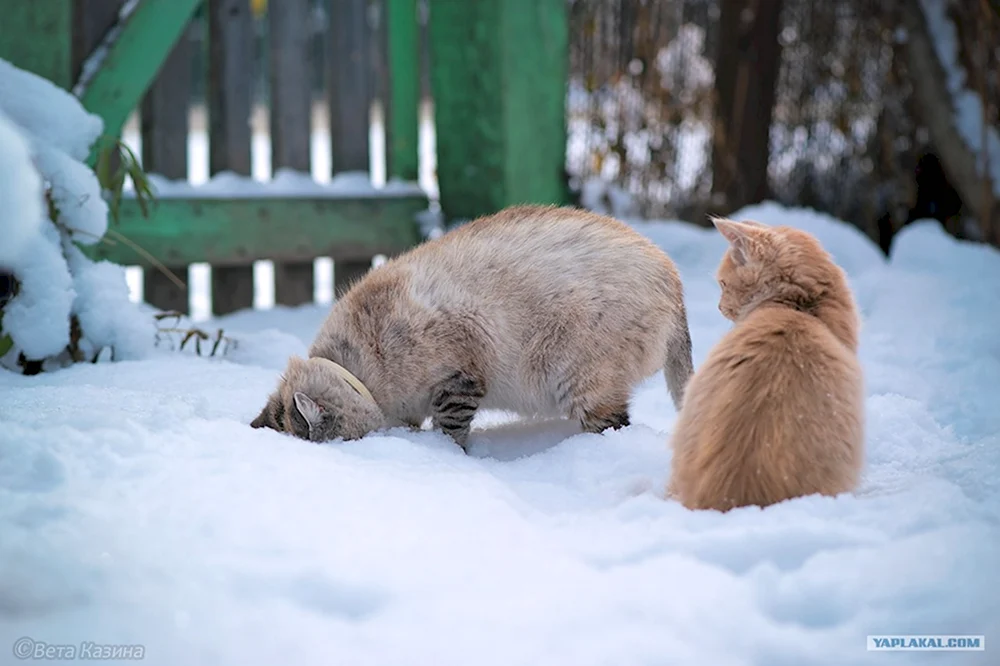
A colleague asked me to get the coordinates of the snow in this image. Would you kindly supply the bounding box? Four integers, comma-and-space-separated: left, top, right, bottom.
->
0, 59, 103, 161
654, 24, 714, 92
579, 177, 638, 218
0, 57, 149, 367
2, 203, 998, 665
919, 0, 1000, 197
32, 140, 110, 244
0, 58, 110, 245
0, 223, 75, 359
143, 168, 426, 199
62, 243, 155, 362
0, 109, 44, 267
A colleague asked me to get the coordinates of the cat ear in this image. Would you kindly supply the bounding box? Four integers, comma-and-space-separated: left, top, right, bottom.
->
712, 218, 766, 265
293, 391, 323, 429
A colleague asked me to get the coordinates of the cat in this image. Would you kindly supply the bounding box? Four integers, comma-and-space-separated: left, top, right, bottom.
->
251, 204, 694, 450
667, 217, 864, 511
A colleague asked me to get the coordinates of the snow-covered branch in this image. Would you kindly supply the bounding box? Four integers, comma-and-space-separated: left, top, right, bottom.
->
0, 57, 153, 372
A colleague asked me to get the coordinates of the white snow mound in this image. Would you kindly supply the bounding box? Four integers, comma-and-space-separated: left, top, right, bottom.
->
0, 57, 149, 366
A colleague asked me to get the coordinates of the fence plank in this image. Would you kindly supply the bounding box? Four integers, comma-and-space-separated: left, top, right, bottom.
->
207, 0, 255, 315
418, 0, 430, 101
141, 25, 194, 314
329, 0, 375, 296
387, 0, 419, 181
72, 0, 121, 85
269, 0, 314, 306
373, 0, 390, 170
328, 0, 372, 174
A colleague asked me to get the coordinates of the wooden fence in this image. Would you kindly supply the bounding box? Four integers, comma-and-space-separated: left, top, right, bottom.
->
75, 0, 428, 315
0, 0, 571, 317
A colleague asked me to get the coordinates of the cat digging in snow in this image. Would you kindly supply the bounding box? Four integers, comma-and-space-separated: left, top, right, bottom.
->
668, 218, 865, 511
251, 204, 694, 450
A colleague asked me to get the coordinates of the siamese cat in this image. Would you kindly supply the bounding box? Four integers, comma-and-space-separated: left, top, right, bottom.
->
252, 204, 694, 450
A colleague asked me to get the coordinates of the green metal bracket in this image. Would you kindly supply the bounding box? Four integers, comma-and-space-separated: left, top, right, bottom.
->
77, 0, 203, 158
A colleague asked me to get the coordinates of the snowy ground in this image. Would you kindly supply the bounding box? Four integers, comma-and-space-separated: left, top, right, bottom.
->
1, 203, 998, 665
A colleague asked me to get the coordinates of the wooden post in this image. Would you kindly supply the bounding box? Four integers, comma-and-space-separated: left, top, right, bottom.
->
387, 0, 419, 182
269, 0, 315, 306
428, 0, 569, 221
207, 0, 255, 315
328, 0, 372, 174
329, 0, 375, 296
141, 25, 194, 314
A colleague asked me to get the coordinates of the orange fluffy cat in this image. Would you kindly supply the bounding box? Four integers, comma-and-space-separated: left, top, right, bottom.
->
667, 217, 865, 511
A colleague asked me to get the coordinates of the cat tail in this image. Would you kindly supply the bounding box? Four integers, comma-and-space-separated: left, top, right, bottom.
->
664, 305, 694, 410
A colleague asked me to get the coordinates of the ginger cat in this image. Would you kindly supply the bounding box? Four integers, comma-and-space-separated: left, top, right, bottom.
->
252, 204, 694, 450
667, 217, 864, 511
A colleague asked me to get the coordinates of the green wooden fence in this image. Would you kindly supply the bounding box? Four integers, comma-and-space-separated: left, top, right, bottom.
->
0, 0, 569, 316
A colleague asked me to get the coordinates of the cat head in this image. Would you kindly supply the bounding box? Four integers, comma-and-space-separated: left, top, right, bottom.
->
250, 356, 386, 442
712, 217, 845, 322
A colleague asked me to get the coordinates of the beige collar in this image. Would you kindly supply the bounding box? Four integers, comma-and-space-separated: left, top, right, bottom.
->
312, 357, 376, 403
